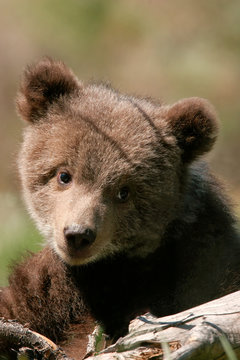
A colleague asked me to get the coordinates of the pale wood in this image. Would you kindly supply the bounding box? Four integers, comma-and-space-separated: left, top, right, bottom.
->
85, 291, 240, 360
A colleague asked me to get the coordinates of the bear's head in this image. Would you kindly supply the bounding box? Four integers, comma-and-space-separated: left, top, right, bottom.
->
16, 58, 218, 265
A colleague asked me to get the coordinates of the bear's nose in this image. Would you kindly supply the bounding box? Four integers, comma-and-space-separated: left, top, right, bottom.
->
64, 226, 96, 250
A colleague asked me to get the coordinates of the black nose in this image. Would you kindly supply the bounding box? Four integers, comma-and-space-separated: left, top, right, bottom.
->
64, 226, 96, 250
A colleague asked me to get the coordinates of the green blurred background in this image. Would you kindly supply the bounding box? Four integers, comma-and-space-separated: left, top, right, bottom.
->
0, 0, 239, 286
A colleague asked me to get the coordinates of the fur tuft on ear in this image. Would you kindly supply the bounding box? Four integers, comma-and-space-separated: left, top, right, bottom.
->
16, 57, 80, 122
165, 97, 219, 163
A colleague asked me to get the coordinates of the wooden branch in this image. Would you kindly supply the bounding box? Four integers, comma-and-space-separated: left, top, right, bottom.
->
0, 318, 72, 359
85, 291, 240, 360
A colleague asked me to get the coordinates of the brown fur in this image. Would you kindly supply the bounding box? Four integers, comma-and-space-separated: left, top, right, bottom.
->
0, 248, 95, 359
0, 58, 239, 358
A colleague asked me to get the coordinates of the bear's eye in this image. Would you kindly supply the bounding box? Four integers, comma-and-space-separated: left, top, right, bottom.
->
57, 171, 72, 185
117, 186, 130, 202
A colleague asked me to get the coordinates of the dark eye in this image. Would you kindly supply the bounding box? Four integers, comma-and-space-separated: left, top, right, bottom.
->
117, 186, 130, 202
57, 171, 72, 185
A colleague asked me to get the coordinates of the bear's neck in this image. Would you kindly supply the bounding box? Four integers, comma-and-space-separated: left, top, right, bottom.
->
167, 161, 236, 242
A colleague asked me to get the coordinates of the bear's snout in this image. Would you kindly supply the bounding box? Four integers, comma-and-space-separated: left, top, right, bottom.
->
64, 225, 96, 252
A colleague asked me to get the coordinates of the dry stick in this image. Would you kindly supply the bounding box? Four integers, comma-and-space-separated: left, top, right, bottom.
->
0, 318, 72, 360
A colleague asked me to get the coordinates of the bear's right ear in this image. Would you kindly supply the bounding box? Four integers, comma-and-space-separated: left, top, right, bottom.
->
16, 57, 80, 123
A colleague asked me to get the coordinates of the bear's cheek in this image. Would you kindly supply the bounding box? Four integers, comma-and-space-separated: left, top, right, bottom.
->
22, 183, 57, 239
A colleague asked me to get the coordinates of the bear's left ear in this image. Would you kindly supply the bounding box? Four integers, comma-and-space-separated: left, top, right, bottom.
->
16, 57, 80, 123
164, 97, 219, 163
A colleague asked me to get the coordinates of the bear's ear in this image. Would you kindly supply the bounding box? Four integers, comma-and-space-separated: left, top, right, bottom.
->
16, 57, 80, 122
164, 97, 219, 163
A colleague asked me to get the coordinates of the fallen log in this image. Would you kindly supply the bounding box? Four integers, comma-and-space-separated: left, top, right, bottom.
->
86, 290, 240, 360
1, 291, 240, 359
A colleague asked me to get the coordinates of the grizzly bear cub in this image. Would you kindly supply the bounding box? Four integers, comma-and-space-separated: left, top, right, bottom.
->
0, 58, 239, 357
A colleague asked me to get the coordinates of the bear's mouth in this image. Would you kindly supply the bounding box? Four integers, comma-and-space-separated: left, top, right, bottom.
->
56, 242, 96, 265
67, 241, 94, 259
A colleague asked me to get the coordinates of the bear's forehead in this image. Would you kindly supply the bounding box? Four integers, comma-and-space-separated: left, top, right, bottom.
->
24, 85, 174, 185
